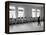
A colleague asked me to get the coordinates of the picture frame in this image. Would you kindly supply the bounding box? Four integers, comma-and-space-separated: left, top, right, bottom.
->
5, 1, 45, 34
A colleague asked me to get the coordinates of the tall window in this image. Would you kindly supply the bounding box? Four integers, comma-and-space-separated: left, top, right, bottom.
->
18, 7, 24, 17
32, 8, 40, 17
37, 9, 40, 17
32, 8, 36, 17
9, 5, 16, 18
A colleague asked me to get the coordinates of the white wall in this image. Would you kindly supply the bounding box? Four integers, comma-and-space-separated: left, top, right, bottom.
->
0, 0, 46, 35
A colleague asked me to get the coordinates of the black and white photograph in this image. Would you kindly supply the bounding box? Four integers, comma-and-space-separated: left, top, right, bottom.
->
5, 1, 45, 34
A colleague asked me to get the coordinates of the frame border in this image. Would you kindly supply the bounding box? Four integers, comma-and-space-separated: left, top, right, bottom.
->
5, 1, 45, 34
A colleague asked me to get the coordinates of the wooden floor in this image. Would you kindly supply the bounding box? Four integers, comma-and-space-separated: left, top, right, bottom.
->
9, 21, 44, 32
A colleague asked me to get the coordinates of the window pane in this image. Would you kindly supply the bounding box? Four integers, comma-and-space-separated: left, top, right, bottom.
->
37, 9, 40, 17
9, 11, 16, 18
9, 5, 15, 9
32, 8, 36, 11
18, 7, 24, 17
32, 8, 36, 17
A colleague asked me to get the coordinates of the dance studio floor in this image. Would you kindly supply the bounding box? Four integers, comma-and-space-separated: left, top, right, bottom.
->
9, 21, 44, 32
